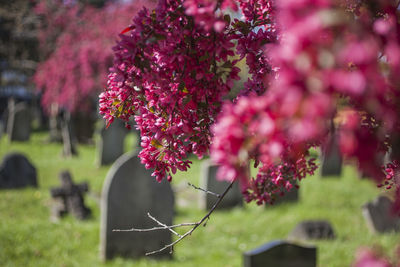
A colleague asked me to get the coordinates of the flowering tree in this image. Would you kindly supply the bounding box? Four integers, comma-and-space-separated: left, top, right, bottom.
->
33, 0, 154, 113
100, 0, 400, 263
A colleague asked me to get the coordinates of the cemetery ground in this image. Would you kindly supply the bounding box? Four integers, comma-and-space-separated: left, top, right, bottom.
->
0, 131, 399, 267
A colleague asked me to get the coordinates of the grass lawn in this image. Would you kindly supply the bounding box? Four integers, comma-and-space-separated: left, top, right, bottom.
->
0, 130, 399, 267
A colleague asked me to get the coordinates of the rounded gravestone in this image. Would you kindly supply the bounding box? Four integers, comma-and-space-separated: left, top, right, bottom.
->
100, 152, 174, 261
243, 240, 317, 267
288, 220, 336, 241
0, 153, 37, 189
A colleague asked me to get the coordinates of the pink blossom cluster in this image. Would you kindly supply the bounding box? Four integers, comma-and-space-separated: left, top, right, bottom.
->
99, 0, 247, 181
354, 247, 399, 267
100, 0, 400, 210
210, 92, 319, 204
34, 0, 153, 113
211, 0, 400, 206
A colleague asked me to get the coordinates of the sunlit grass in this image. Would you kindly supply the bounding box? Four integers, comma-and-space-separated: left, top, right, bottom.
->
0, 131, 398, 266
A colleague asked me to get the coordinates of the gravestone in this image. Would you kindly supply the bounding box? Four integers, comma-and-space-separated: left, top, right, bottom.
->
7, 101, 32, 142
199, 159, 243, 210
273, 186, 299, 206
61, 111, 78, 157
48, 103, 62, 143
0, 153, 37, 189
288, 220, 336, 241
362, 195, 400, 233
320, 133, 342, 177
100, 152, 174, 261
97, 119, 128, 166
72, 111, 96, 144
50, 170, 91, 220
243, 240, 317, 267
0, 120, 4, 139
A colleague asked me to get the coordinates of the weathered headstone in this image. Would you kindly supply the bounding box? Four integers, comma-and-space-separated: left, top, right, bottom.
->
243, 240, 317, 267
273, 186, 299, 206
50, 170, 91, 220
48, 103, 62, 143
72, 111, 96, 144
0, 120, 4, 140
97, 119, 128, 166
288, 220, 336, 241
199, 159, 243, 210
362, 195, 400, 233
0, 153, 37, 189
61, 111, 78, 157
100, 152, 174, 261
320, 133, 342, 177
7, 101, 32, 142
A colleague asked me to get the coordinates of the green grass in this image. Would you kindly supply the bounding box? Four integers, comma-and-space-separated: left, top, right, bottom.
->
0, 131, 399, 267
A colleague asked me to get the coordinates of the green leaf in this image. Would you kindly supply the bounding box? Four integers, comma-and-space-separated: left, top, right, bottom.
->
178, 82, 186, 92
154, 33, 166, 40
151, 139, 163, 149
223, 14, 231, 25
199, 52, 209, 62
183, 95, 192, 105
221, 61, 232, 68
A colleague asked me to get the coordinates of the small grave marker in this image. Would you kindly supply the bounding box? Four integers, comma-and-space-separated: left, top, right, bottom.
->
0, 153, 37, 189
97, 119, 128, 166
0, 120, 4, 139
199, 159, 243, 210
7, 101, 31, 142
362, 195, 400, 233
320, 133, 342, 177
272, 185, 299, 206
60, 111, 78, 156
288, 220, 336, 241
243, 240, 317, 267
50, 170, 91, 220
100, 152, 174, 261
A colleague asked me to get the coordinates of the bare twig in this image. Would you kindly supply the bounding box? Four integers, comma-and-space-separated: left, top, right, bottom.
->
113, 180, 235, 256
145, 180, 234, 256
113, 222, 197, 232
147, 212, 182, 238
187, 182, 221, 197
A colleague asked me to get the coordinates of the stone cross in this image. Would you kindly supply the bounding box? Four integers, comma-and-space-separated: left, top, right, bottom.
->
50, 170, 91, 220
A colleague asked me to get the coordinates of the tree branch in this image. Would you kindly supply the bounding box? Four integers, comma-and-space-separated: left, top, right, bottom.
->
113, 180, 235, 256
187, 182, 221, 197
147, 212, 182, 238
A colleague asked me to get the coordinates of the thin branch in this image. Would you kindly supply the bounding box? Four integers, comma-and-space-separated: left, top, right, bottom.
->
187, 182, 221, 197
147, 212, 182, 238
145, 180, 235, 256
113, 222, 197, 232
112, 180, 235, 256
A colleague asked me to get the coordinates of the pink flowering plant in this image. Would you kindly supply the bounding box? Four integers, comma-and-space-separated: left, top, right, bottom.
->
34, 0, 154, 113
99, 0, 400, 262
100, 0, 400, 210
99, 0, 274, 182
